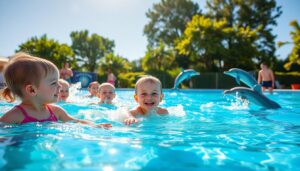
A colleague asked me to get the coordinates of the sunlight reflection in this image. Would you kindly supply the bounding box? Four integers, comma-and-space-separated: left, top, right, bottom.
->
103, 166, 113, 171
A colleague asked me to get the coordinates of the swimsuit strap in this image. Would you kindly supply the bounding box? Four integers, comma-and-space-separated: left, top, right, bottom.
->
16, 105, 30, 118
45, 105, 58, 121
16, 105, 58, 123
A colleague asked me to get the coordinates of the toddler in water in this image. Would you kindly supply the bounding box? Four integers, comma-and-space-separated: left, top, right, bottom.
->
0, 53, 111, 127
58, 79, 70, 102
97, 83, 116, 104
124, 75, 168, 125
86, 81, 99, 97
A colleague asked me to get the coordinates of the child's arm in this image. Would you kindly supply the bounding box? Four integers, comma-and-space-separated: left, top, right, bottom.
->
157, 107, 169, 114
51, 105, 112, 128
124, 110, 138, 125
0, 107, 24, 124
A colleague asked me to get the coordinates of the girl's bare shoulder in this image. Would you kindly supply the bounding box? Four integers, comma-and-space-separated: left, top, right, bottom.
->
0, 106, 24, 124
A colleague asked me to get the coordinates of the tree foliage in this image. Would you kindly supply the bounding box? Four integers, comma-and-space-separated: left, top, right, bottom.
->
70, 30, 115, 72
144, 0, 201, 48
17, 34, 75, 68
142, 42, 177, 73
176, 15, 258, 71
206, 0, 282, 66
278, 20, 300, 70
98, 53, 132, 77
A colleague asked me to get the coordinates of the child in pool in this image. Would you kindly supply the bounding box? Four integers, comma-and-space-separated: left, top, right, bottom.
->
58, 79, 70, 102
86, 81, 99, 97
97, 83, 116, 104
257, 63, 275, 93
124, 75, 168, 125
0, 53, 111, 128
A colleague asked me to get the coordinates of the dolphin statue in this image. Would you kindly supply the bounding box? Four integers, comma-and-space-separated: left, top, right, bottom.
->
224, 87, 281, 109
173, 69, 200, 89
224, 68, 262, 94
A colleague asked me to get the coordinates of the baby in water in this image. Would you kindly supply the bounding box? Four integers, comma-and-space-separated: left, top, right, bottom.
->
97, 83, 116, 104
124, 75, 168, 125
58, 79, 70, 102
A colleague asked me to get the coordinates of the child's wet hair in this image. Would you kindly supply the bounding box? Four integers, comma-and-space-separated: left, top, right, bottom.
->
135, 75, 162, 94
58, 79, 70, 88
98, 83, 115, 93
1, 52, 59, 102
88, 81, 100, 88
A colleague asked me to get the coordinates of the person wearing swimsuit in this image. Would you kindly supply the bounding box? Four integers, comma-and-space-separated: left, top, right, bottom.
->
16, 105, 58, 123
257, 63, 275, 93
0, 53, 111, 128
107, 69, 116, 86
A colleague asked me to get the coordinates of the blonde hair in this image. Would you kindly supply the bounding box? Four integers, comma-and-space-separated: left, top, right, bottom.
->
135, 75, 162, 94
98, 82, 115, 92
58, 79, 70, 88
1, 52, 59, 102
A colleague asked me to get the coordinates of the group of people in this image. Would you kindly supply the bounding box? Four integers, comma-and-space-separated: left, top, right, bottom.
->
59, 62, 117, 87
0, 53, 168, 127
0, 52, 276, 127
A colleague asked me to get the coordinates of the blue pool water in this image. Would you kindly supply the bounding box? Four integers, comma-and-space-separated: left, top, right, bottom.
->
0, 88, 300, 171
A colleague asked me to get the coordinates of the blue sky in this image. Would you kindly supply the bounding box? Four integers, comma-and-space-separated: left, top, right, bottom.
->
0, 0, 299, 61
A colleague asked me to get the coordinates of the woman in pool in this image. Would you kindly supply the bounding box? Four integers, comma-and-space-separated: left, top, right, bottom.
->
0, 53, 111, 128
60, 62, 73, 83
106, 68, 116, 86
124, 75, 168, 125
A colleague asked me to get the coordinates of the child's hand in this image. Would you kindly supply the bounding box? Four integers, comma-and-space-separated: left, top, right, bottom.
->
124, 117, 138, 125
96, 123, 112, 128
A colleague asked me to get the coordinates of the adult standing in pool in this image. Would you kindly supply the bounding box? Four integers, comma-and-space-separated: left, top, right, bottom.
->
107, 68, 116, 86
60, 63, 73, 83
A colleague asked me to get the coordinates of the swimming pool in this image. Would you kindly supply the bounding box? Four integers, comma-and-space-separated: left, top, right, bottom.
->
0, 89, 300, 171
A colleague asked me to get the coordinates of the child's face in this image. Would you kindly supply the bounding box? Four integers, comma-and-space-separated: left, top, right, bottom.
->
58, 83, 69, 101
36, 71, 61, 103
88, 84, 99, 96
98, 85, 115, 104
134, 81, 163, 112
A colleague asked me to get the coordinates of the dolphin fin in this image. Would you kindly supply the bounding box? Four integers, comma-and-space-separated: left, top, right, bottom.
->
253, 84, 262, 94
235, 75, 241, 85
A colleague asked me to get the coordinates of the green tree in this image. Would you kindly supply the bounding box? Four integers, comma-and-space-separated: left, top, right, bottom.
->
141, 42, 179, 88
206, 0, 282, 66
98, 53, 132, 77
98, 53, 138, 88
278, 20, 300, 70
70, 30, 115, 72
144, 0, 201, 48
176, 15, 258, 71
142, 42, 177, 73
17, 34, 75, 68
